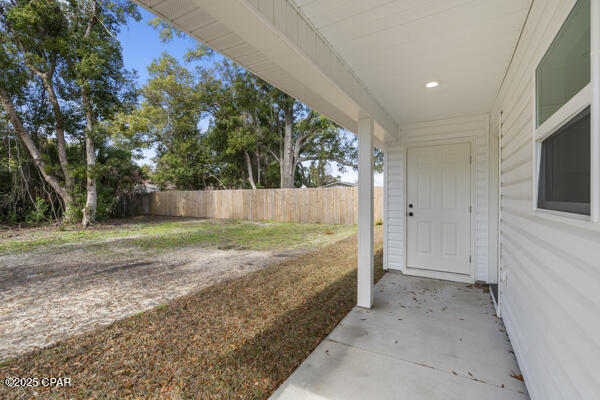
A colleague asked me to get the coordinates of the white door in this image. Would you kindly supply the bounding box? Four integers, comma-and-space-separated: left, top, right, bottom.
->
406, 143, 472, 277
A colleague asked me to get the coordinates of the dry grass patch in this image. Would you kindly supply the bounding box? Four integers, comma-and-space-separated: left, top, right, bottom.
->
0, 227, 384, 400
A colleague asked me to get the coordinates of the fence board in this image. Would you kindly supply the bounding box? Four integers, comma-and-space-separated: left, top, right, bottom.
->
124, 187, 383, 225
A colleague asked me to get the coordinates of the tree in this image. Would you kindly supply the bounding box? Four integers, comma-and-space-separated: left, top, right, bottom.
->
122, 18, 372, 192
114, 53, 223, 190
142, 19, 364, 190
61, 0, 139, 225
0, 0, 140, 225
205, 61, 270, 189
301, 159, 340, 188
255, 82, 355, 188
203, 63, 357, 189
0, 94, 63, 223
0, 0, 77, 219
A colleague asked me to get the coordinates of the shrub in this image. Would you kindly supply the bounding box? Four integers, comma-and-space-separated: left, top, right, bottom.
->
25, 197, 49, 224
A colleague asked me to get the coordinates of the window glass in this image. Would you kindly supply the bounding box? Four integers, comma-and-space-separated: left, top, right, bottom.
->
536, 0, 590, 127
538, 107, 591, 215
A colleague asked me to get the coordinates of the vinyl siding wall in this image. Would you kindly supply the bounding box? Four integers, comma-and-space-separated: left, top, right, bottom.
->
385, 114, 491, 282
491, 1, 600, 399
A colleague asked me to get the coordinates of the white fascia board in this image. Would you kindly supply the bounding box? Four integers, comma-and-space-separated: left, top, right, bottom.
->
193, 0, 399, 141
372, 134, 386, 151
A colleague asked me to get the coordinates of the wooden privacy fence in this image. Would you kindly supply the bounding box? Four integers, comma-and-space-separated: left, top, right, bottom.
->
121, 187, 383, 225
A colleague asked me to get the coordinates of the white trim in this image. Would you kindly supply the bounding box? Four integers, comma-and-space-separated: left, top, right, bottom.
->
497, 111, 504, 317
591, 0, 600, 222
488, 114, 499, 286
533, 207, 591, 221
402, 136, 477, 284
385, 114, 489, 281
532, 0, 594, 221
490, 284, 499, 313
383, 145, 389, 270
402, 268, 474, 284
534, 84, 592, 141
357, 118, 374, 309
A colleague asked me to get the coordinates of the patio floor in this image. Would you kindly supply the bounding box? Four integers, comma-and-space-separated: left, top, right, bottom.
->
270, 271, 529, 400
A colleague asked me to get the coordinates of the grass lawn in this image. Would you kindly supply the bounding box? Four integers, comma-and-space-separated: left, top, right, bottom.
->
0, 226, 384, 399
0, 217, 356, 256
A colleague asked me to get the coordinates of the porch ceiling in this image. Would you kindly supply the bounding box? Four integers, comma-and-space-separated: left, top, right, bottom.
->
294, 0, 532, 125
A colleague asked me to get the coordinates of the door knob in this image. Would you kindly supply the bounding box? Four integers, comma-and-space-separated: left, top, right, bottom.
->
408, 204, 414, 208
408, 212, 414, 217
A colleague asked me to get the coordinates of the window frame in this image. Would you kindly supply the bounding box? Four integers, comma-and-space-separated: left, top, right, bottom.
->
532, 0, 598, 222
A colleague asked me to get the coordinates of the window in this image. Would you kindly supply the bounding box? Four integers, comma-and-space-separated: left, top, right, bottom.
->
535, 0, 591, 217
538, 107, 591, 215
536, 0, 590, 127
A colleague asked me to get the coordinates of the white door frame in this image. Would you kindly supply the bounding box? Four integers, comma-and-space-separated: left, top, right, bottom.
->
402, 136, 477, 283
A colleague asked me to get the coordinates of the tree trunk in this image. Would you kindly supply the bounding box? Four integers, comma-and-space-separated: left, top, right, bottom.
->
80, 7, 98, 227
39, 74, 74, 200
244, 150, 257, 190
0, 86, 75, 217
241, 163, 246, 188
256, 143, 261, 186
280, 104, 295, 188
81, 92, 97, 226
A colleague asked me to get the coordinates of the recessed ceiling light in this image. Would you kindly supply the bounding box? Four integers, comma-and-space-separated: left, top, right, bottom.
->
425, 81, 439, 88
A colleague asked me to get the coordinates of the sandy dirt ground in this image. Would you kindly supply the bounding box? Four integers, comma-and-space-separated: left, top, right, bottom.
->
0, 238, 304, 361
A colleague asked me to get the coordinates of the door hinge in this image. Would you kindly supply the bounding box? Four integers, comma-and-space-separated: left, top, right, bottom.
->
469, 205, 472, 213
469, 255, 472, 263
469, 155, 472, 164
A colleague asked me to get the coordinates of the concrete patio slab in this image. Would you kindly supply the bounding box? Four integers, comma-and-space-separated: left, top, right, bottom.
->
270, 272, 529, 400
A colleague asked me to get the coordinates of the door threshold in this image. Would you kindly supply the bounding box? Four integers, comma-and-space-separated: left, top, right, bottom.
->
404, 267, 474, 283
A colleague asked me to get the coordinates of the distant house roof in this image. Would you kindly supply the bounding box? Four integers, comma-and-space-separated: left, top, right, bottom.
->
320, 181, 357, 188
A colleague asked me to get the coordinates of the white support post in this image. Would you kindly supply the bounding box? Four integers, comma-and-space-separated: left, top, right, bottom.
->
357, 118, 374, 308
383, 145, 389, 271
591, 0, 600, 222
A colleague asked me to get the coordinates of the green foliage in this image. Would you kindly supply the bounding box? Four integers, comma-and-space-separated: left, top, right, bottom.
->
147, 16, 212, 62
298, 159, 339, 188
0, 0, 143, 225
114, 53, 221, 189
122, 47, 362, 190
0, 218, 356, 255
1, 5, 382, 225
66, 143, 146, 221
0, 109, 63, 225
25, 197, 49, 224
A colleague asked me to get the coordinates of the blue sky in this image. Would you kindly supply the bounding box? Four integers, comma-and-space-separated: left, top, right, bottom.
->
117, 8, 379, 184
118, 9, 198, 84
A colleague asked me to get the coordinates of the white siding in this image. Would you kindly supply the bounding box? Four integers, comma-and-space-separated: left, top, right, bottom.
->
491, 1, 600, 399
386, 141, 405, 270
385, 114, 491, 282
